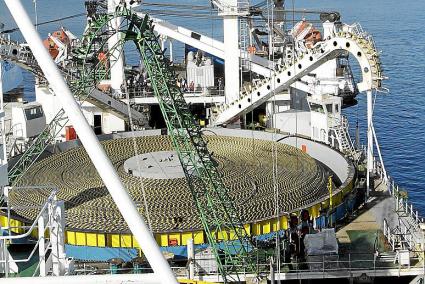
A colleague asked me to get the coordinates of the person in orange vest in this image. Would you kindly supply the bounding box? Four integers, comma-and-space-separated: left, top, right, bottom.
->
98, 51, 107, 63
247, 45, 256, 54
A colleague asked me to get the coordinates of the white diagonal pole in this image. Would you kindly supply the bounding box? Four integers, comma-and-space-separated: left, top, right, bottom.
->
3, 1, 177, 283
366, 90, 374, 199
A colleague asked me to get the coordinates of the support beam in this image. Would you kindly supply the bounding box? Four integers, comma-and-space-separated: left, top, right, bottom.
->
187, 238, 195, 280
108, 0, 125, 92
38, 212, 46, 277
367, 90, 374, 198
169, 40, 173, 62
2, 1, 178, 283
223, 16, 240, 104
50, 199, 66, 276
136, 13, 273, 77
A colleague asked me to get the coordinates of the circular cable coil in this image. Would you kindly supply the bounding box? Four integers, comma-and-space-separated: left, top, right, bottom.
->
10, 135, 333, 234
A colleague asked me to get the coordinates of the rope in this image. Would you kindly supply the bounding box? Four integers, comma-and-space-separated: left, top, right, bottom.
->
1, 13, 87, 34
120, 37, 153, 231
124, 82, 153, 232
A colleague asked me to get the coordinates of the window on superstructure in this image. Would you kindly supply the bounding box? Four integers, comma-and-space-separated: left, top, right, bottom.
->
25, 106, 44, 120
310, 103, 325, 113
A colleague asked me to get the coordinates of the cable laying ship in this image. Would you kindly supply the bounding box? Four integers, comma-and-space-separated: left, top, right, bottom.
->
0, 0, 423, 283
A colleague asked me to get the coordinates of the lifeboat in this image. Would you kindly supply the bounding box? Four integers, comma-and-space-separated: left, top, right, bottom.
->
291, 20, 322, 49
43, 28, 70, 60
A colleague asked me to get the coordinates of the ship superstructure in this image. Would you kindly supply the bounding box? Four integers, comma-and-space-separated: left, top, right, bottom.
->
0, 0, 423, 283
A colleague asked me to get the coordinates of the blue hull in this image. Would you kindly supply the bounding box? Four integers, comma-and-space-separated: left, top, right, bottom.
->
1, 61, 23, 93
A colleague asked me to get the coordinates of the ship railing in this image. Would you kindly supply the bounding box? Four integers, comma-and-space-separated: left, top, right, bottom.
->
383, 218, 419, 251
370, 122, 419, 227
72, 265, 189, 278
69, 250, 425, 279
383, 218, 398, 251
126, 86, 225, 99
387, 177, 425, 226
347, 22, 379, 55
0, 186, 71, 277
384, 176, 425, 257
178, 253, 424, 279
374, 158, 386, 184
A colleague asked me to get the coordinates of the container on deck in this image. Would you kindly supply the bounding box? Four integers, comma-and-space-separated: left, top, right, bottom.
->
65, 125, 77, 141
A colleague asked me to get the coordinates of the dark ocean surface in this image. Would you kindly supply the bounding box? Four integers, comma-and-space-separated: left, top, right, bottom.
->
1, 0, 424, 212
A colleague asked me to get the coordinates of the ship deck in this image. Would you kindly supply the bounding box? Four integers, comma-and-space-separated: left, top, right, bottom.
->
270, 178, 425, 281
196, 177, 425, 283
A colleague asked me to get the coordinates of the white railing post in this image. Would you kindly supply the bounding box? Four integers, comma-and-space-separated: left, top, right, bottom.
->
392, 235, 395, 251
396, 195, 399, 211
187, 239, 195, 280
1, 239, 9, 277
49, 197, 59, 276
38, 210, 46, 277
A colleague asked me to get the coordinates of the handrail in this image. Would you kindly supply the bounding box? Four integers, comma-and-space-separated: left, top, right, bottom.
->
0, 237, 50, 264
389, 180, 424, 224
0, 188, 56, 241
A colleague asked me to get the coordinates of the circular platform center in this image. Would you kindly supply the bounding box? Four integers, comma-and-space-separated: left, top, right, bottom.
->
123, 151, 185, 179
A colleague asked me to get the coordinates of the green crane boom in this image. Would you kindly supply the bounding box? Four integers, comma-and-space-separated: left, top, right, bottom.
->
122, 8, 256, 281
10, 5, 257, 281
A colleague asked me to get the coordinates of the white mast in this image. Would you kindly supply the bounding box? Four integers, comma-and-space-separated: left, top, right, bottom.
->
212, 0, 249, 104
108, 0, 125, 93
367, 90, 374, 198
2, 1, 177, 283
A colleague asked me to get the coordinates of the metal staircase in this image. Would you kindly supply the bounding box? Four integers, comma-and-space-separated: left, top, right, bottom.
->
86, 88, 147, 125
213, 29, 384, 125
377, 251, 398, 263
332, 115, 357, 157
